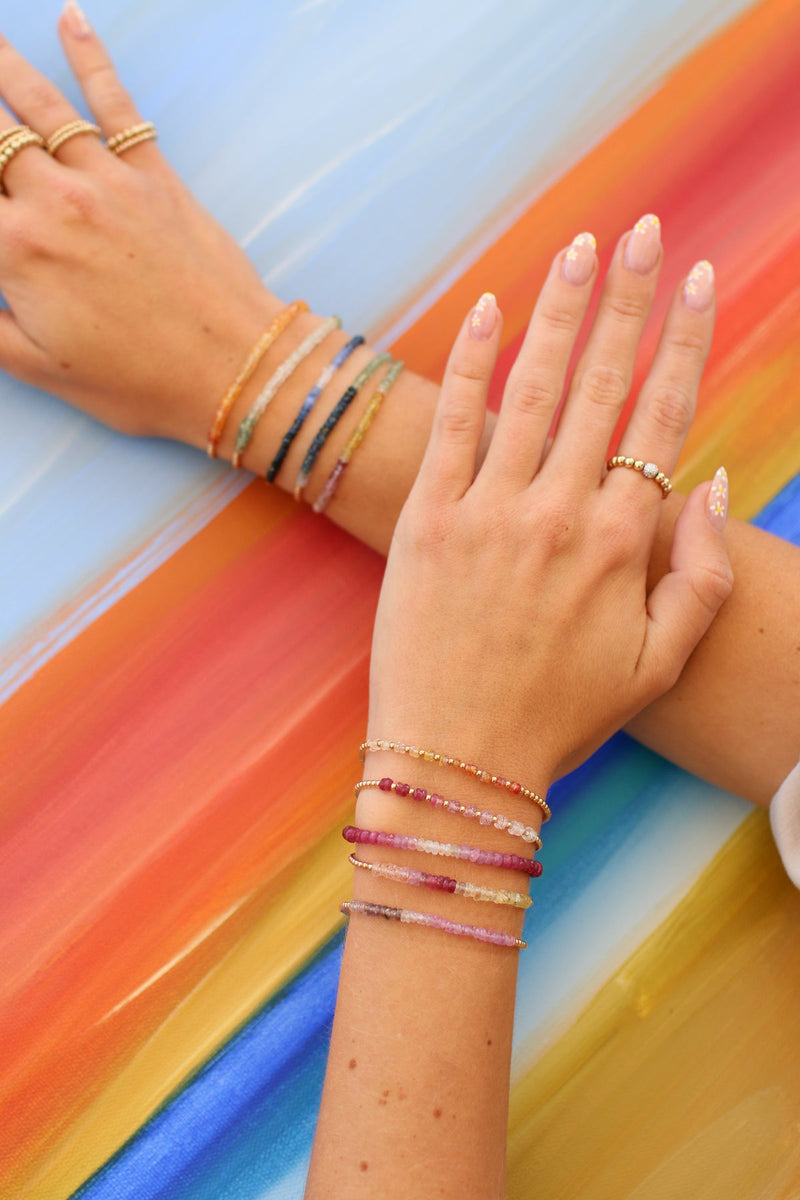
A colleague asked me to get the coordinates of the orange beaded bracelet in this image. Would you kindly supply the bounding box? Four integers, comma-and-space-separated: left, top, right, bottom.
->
206, 300, 309, 458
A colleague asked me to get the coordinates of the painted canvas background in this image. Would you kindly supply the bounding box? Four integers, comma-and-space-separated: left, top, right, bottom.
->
1, 0, 799, 1196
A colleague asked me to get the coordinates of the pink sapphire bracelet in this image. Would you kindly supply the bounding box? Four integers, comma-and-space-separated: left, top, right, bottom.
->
341, 899, 527, 949
355, 777, 543, 850
349, 854, 532, 908
342, 826, 543, 876
359, 738, 551, 821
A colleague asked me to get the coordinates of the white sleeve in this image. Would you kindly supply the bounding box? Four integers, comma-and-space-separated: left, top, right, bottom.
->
769, 758, 800, 889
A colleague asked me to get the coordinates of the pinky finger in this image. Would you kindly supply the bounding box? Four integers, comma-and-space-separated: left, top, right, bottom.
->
638, 467, 733, 691
415, 292, 501, 504
58, 3, 167, 173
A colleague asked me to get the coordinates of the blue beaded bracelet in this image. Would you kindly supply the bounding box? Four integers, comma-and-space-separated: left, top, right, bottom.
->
265, 334, 364, 484
293, 352, 392, 502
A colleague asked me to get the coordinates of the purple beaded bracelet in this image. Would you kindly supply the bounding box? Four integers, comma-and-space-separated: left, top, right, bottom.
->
342, 825, 543, 876
355, 777, 543, 850
341, 899, 526, 949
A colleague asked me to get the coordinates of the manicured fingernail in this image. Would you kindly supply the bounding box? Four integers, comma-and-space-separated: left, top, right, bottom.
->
623, 214, 661, 274
561, 232, 596, 286
64, 1, 92, 37
469, 292, 498, 340
707, 466, 728, 530
683, 260, 715, 312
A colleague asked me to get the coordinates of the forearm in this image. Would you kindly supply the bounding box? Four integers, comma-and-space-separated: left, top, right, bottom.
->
192, 297, 799, 802
305, 756, 542, 1200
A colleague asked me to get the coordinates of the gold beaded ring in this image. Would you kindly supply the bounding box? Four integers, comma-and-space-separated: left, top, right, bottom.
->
606, 455, 672, 496
46, 120, 102, 156
0, 125, 30, 151
0, 129, 47, 193
106, 121, 158, 156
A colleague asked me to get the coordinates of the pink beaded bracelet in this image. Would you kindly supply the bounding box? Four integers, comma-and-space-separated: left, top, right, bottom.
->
349, 854, 532, 908
342, 825, 543, 876
359, 738, 551, 821
355, 777, 543, 850
341, 899, 527, 949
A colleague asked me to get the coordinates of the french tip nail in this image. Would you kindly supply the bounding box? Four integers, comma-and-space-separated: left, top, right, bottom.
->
469, 292, 498, 340
707, 465, 729, 530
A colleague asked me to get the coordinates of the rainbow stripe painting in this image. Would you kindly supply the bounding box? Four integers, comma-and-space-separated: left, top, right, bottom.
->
1, 1, 799, 1197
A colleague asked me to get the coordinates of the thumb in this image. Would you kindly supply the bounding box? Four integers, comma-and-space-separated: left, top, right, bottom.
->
638, 467, 733, 689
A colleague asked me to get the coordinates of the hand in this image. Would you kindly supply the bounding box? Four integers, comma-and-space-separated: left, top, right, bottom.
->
368, 228, 733, 795
0, 12, 273, 442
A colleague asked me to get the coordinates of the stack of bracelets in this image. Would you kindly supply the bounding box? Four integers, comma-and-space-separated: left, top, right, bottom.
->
339, 739, 551, 951
205, 299, 404, 510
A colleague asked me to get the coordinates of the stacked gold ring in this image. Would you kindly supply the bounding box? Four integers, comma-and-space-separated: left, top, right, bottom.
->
46, 120, 102, 156
606, 455, 672, 496
106, 121, 158, 156
0, 127, 46, 192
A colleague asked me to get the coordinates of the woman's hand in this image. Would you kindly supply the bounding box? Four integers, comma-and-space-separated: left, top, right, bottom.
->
368, 229, 733, 795
0, 9, 274, 443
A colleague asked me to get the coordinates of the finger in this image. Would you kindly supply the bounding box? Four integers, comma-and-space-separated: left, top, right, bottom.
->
0, 28, 104, 169
414, 292, 501, 503
0, 111, 56, 195
637, 469, 732, 691
0, 309, 46, 381
610, 260, 715, 500
58, 3, 166, 174
546, 214, 663, 488
478, 233, 597, 490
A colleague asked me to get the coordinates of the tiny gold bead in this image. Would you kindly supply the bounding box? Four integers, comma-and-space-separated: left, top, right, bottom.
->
625, 457, 635, 467
634, 460, 644, 471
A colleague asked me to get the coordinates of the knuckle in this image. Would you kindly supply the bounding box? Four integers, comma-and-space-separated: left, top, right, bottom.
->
579, 363, 629, 411
534, 495, 580, 555
596, 508, 640, 566
692, 559, 735, 613
49, 176, 101, 224
450, 355, 487, 387
406, 504, 457, 556
540, 303, 578, 335
667, 328, 708, 359
1, 217, 46, 262
26, 80, 64, 118
605, 292, 648, 323
647, 383, 694, 436
438, 400, 477, 443
506, 374, 555, 417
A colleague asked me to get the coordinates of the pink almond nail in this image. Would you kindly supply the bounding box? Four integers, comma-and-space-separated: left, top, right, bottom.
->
624, 214, 661, 275
707, 465, 728, 530
683, 260, 715, 312
561, 232, 596, 286
469, 292, 498, 340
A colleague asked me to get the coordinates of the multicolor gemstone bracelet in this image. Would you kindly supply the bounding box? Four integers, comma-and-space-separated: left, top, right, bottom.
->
342, 826, 542, 876
348, 854, 532, 909
341, 899, 526, 949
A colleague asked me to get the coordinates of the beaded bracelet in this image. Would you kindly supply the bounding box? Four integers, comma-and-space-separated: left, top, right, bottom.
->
294, 352, 392, 502
265, 334, 365, 484
355, 778, 542, 850
360, 738, 551, 821
341, 899, 526, 949
342, 826, 543, 876
232, 315, 341, 468
349, 854, 532, 909
312, 359, 405, 514
206, 300, 309, 458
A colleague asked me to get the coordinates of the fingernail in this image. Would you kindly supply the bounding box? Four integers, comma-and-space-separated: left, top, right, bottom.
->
469, 292, 498, 340
623, 214, 661, 275
64, 1, 92, 37
707, 466, 728, 530
683, 260, 715, 312
561, 232, 596, 286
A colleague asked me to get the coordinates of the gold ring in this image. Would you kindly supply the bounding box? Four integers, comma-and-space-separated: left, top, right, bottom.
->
0, 125, 31, 151
0, 129, 47, 193
46, 120, 102, 156
106, 121, 158, 155
606, 455, 672, 497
